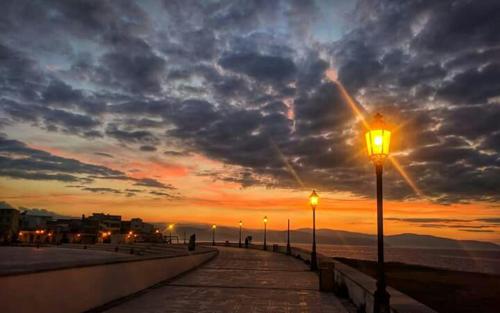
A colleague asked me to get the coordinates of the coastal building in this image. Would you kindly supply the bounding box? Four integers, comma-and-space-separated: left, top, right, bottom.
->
131, 218, 154, 234
88, 213, 122, 233
19, 213, 52, 231
46, 219, 83, 243
0, 207, 20, 243
121, 218, 159, 242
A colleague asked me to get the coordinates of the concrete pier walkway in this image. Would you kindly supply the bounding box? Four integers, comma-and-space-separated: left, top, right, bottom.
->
101, 246, 348, 313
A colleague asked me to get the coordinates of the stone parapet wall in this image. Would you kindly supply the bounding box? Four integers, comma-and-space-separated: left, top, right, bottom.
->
231, 243, 437, 313
1, 249, 217, 313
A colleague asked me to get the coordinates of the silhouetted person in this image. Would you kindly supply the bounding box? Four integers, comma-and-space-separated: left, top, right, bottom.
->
188, 234, 196, 251
244, 237, 249, 248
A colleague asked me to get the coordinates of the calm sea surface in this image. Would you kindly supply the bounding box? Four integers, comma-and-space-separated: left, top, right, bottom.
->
293, 243, 500, 275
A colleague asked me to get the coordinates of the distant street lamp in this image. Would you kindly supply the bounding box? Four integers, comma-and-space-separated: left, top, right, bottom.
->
365, 113, 391, 313
212, 224, 217, 246
263, 216, 268, 250
286, 219, 291, 255
239, 221, 243, 248
309, 190, 319, 271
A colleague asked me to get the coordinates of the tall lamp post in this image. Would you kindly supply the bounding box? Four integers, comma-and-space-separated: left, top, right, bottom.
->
309, 190, 319, 271
286, 219, 291, 255
365, 113, 391, 313
239, 221, 243, 248
263, 216, 268, 250
212, 224, 216, 246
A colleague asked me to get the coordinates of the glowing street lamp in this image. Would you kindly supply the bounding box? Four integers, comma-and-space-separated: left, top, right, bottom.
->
365, 113, 391, 313
168, 224, 174, 244
263, 216, 268, 250
212, 224, 217, 246
239, 221, 243, 248
309, 190, 319, 271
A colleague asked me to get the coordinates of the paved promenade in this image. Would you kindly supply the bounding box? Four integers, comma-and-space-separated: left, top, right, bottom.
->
0, 246, 136, 275
102, 246, 348, 313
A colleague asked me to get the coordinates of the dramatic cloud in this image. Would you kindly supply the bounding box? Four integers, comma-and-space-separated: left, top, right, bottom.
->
134, 178, 175, 190
0, 136, 121, 182
0, 135, 174, 193
0, 0, 498, 205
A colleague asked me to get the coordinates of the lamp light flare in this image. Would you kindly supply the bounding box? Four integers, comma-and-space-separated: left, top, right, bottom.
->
328, 73, 424, 199
326, 73, 370, 130
270, 139, 305, 188
388, 155, 425, 199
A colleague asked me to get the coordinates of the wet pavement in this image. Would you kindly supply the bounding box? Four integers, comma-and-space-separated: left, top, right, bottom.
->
102, 246, 348, 313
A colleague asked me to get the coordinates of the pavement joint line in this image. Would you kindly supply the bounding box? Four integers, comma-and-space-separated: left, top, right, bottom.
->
201, 267, 310, 272
166, 283, 319, 292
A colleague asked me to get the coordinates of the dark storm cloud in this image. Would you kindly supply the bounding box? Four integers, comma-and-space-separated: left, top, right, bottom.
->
1, 0, 150, 42
105, 124, 159, 145
95, 152, 114, 158
332, 0, 500, 202
219, 53, 297, 82
0, 99, 102, 138
410, 0, 500, 53
82, 187, 122, 194
437, 64, 500, 105
0, 135, 175, 191
0, 44, 44, 96
164, 150, 191, 157
43, 108, 101, 134
42, 80, 106, 114
0, 0, 498, 203
438, 106, 500, 140
0, 136, 122, 181
134, 178, 175, 190
149, 190, 180, 200
197, 169, 274, 189
139, 145, 157, 152
460, 229, 494, 233
99, 49, 166, 94
477, 218, 500, 225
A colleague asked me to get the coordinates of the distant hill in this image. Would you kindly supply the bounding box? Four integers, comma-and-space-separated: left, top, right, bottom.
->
385, 233, 500, 250
169, 223, 500, 251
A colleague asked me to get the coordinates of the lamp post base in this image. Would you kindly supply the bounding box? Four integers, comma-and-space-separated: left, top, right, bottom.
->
373, 287, 390, 313
286, 244, 291, 255
310, 251, 318, 271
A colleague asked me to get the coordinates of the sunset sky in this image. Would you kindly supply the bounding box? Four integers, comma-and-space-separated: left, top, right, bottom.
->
0, 0, 499, 243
